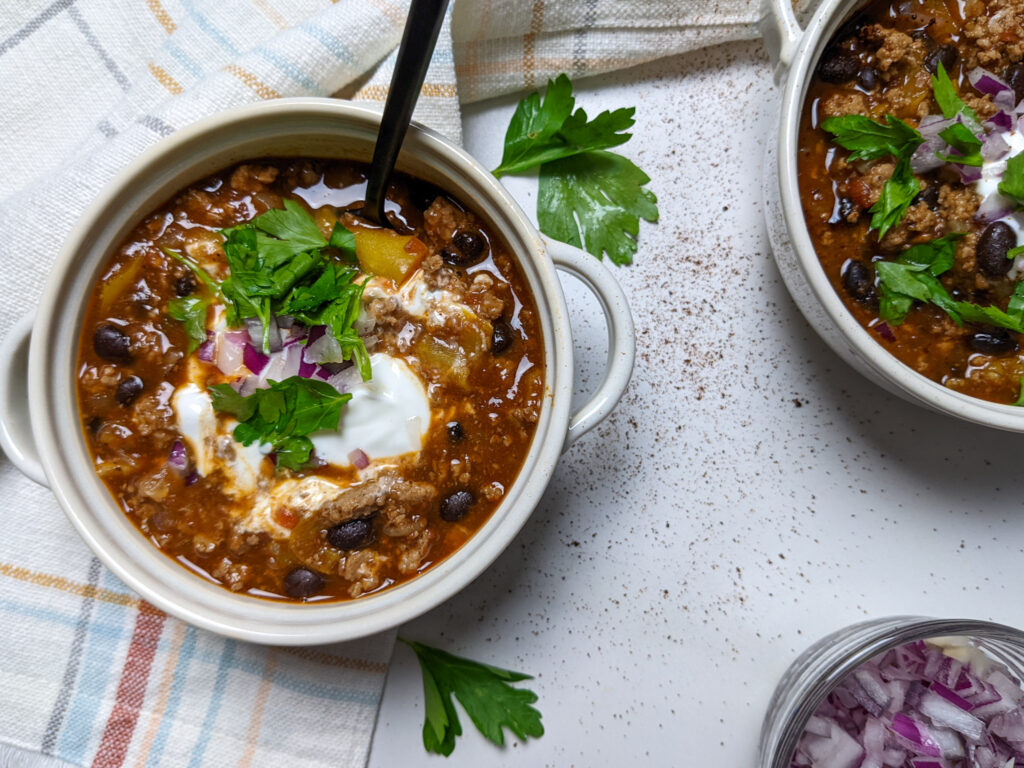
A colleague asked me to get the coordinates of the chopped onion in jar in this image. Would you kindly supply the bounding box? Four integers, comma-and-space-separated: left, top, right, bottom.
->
790, 639, 1024, 768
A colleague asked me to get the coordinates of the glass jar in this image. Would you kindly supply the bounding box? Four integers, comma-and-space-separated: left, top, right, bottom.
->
759, 616, 1024, 768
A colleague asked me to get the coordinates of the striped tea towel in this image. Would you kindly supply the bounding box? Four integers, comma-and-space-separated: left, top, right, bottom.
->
0, 0, 762, 765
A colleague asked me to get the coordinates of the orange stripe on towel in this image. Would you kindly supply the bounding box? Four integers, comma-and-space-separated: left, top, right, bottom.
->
236, 650, 280, 768
225, 65, 282, 100
0, 561, 140, 607
146, 0, 176, 34
148, 62, 183, 94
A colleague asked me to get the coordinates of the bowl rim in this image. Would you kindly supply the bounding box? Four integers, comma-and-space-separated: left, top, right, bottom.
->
27, 98, 576, 644
776, 0, 1024, 431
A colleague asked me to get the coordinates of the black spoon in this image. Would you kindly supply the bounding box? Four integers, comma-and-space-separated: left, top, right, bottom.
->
361, 0, 450, 227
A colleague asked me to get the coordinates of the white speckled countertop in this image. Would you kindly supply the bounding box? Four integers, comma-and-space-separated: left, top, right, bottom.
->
369, 40, 1024, 766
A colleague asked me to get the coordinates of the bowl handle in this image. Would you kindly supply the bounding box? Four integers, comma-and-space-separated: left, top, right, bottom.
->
544, 236, 635, 451
0, 314, 48, 486
759, 0, 804, 83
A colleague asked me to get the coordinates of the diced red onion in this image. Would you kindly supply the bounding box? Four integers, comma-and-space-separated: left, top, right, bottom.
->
168, 440, 188, 473
215, 330, 248, 375
874, 322, 896, 342
968, 67, 1013, 99
305, 330, 344, 364
791, 639, 1024, 768
242, 343, 269, 375
348, 448, 370, 469
276, 314, 295, 329
185, 471, 199, 486
197, 334, 215, 362
931, 682, 975, 711
982, 131, 1011, 162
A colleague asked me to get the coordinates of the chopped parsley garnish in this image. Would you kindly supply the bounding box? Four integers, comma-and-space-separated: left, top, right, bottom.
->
937, 122, 983, 167
208, 376, 351, 471
932, 62, 980, 124
867, 157, 922, 241
164, 200, 370, 379
821, 114, 923, 162
998, 153, 1024, 207
1008, 245, 1024, 259
876, 233, 1024, 333
399, 637, 544, 756
166, 295, 208, 355
494, 74, 658, 265
821, 114, 924, 240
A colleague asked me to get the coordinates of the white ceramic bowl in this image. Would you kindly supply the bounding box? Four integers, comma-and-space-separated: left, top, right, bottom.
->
760, 0, 1024, 430
0, 99, 635, 645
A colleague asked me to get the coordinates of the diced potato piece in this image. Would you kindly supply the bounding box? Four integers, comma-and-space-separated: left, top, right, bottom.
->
100, 257, 142, 312
314, 207, 338, 240
354, 229, 426, 284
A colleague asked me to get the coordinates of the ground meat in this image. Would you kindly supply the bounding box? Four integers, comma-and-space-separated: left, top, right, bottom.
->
879, 201, 945, 250
396, 529, 435, 574
937, 184, 981, 232
862, 24, 924, 71
131, 390, 174, 437
343, 550, 382, 597
317, 474, 435, 528
230, 164, 280, 189
821, 91, 869, 120
963, 0, 1024, 70
467, 272, 506, 320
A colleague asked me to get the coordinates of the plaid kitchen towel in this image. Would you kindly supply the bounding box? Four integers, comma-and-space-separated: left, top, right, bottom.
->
0, 0, 761, 766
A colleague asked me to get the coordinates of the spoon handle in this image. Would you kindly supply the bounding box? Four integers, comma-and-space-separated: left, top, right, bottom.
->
363, 0, 451, 226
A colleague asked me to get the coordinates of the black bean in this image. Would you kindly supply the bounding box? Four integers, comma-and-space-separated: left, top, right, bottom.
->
440, 490, 475, 522
283, 567, 323, 598
175, 273, 197, 297
924, 44, 958, 75
446, 421, 465, 444
1006, 62, 1024, 105
491, 320, 514, 354
857, 66, 879, 90
913, 182, 940, 210
968, 328, 1017, 356
326, 518, 374, 550
842, 260, 874, 301
977, 221, 1018, 277
93, 324, 132, 362
818, 49, 860, 83
88, 417, 104, 434
830, 196, 857, 224
453, 231, 486, 260
442, 230, 488, 268
115, 376, 144, 406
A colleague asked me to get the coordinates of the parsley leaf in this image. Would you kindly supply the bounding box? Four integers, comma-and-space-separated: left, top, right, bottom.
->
167, 296, 209, 355
208, 376, 351, 471
937, 122, 983, 167
821, 114, 923, 162
932, 62, 980, 123
538, 150, 658, 266
399, 638, 543, 756
493, 74, 576, 176
874, 234, 1024, 333
868, 157, 922, 240
494, 74, 658, 264
1009, 244, 1024, 259
998, 152, 1024, 206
